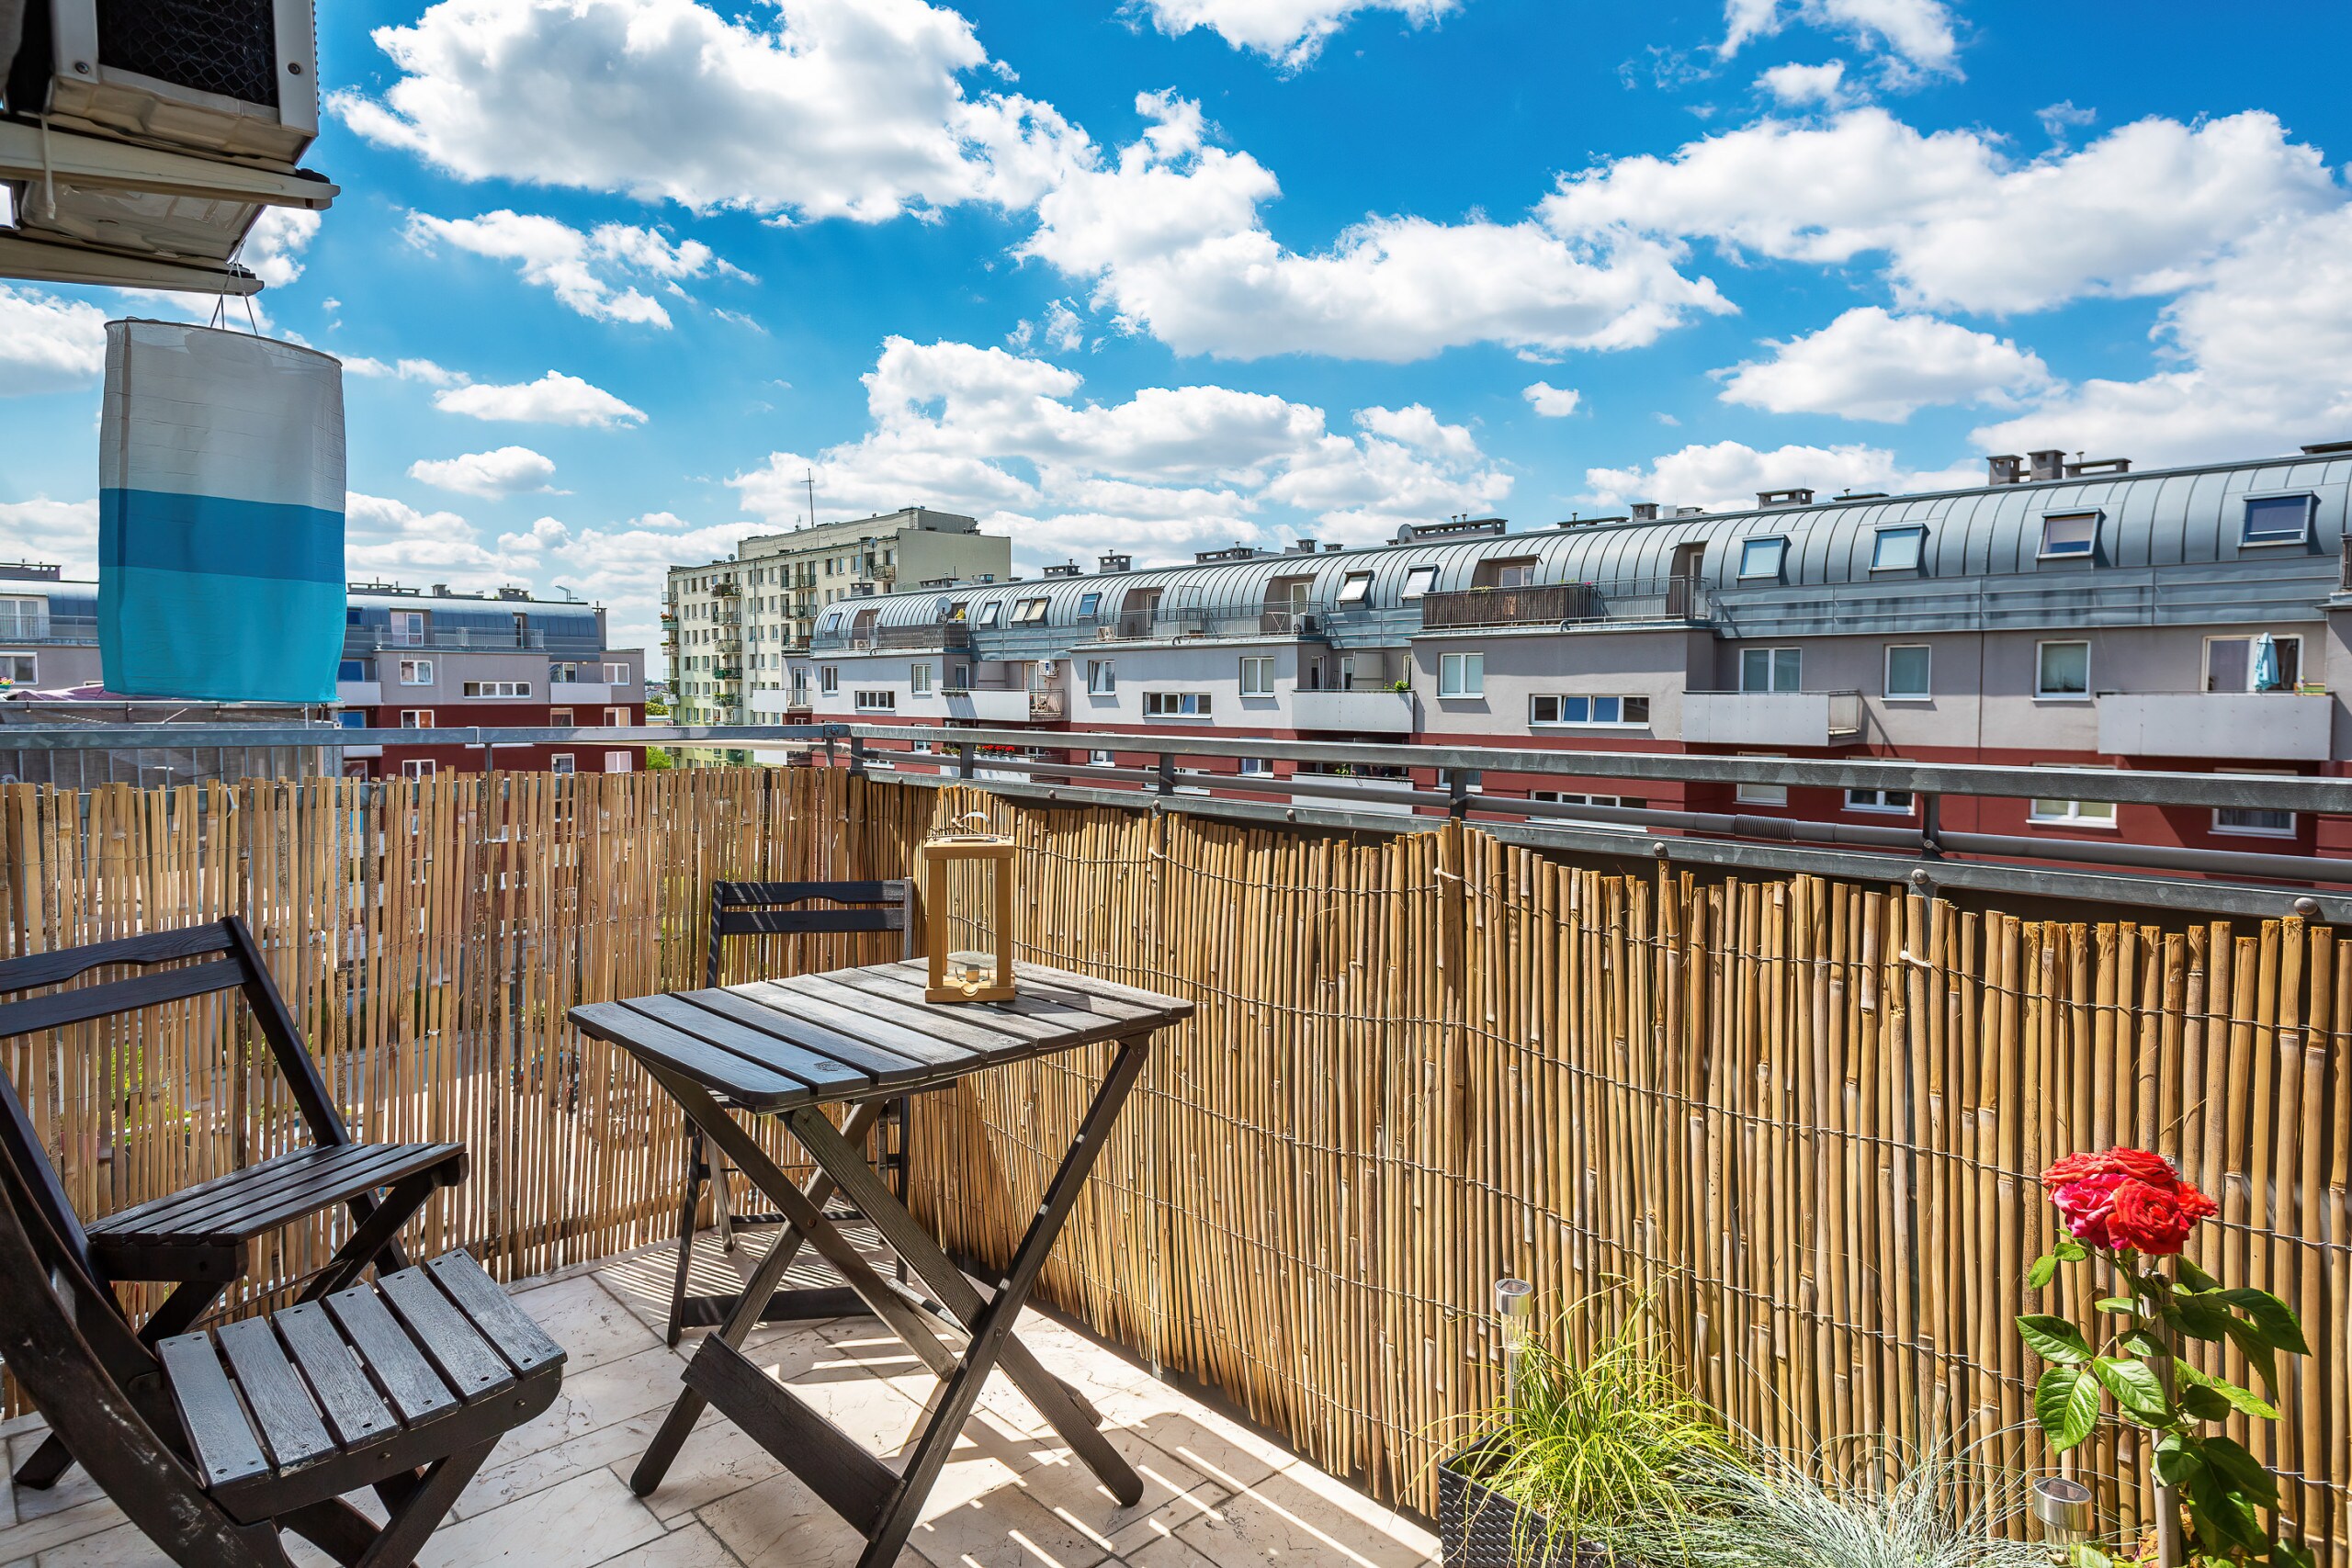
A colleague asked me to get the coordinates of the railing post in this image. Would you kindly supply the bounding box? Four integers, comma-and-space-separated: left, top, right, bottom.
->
1448, 768, 1472, 819
956, 742, 976, 780
848, 736, 867, 778
1157, 752, 1176, 797
1919, 793, 1941, 859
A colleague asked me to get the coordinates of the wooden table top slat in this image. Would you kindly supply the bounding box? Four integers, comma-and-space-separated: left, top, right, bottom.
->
574, 961, 1193, 1108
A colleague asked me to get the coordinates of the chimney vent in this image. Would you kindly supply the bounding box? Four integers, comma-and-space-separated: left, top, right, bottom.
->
1673, 506, 1707, 517
431, 583, 451, 596
1284, 537, 1319, 555
1756, 488, 1815, 509
1099, 553, 1132, 573
1630, 502, 1660, 522
2064, 457, 2131, 478
1986, 455, 2026, 485
1042, 562, 1080, 577
2028, 449, 2067, 482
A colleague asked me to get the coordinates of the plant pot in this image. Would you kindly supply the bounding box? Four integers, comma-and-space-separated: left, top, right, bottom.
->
1438, 1443, 1615, 1568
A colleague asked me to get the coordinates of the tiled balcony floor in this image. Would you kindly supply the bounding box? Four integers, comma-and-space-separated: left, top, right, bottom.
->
0, 1230, 1438, 1567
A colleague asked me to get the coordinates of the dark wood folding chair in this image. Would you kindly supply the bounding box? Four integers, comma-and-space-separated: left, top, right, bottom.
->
0, 1075, 564, 1567
0, 918, 469, 1491
663, 879, 913, 1346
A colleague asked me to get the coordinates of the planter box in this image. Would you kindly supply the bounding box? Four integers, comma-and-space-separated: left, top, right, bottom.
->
1439, 1445, 1611, 1568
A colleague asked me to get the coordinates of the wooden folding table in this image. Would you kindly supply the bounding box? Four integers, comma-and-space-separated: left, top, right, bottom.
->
569, 958, 1192, 1568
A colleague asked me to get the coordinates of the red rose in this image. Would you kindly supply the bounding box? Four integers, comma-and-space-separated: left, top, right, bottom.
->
2107, 1178, 2218, 1257
2048, 1171, 2130, 1248
2040, 1147, 2177, 1190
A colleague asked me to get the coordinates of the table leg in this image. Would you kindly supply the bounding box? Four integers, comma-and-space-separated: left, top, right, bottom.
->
786, 1099, 1141, 1506
630, 1098, 886, 1497
856, 1036, 1151, 1568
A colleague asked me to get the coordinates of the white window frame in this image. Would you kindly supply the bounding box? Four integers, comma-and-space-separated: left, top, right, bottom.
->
2039, 512, 2098, 559
1870, 527, 1926, 572
550, 706, 574, 727
605, 706, 628, 726
1238, 757, 1272, 776
2212, 768, 2298, 839
1143, 692, 1213, 717
1238, 656, 1275, 696
1737, 537, 1786, 581
0, 651, 36, 684
854, 690, 897, 712
2035, 640, 2092, 701
461, 680, 531, 698
2203, 633, 2304, 693
400, 710, 434, 729
1740, 647, 1803, 694
397, 658, 434, 685
1529, 694, 1650, 727
910, 662, 933, 696
400, 759, 436, 779
2241, 493, 2314, 547
389, 611, 424, 645
604, 661, 630, 684
549, 754, 575, 776
1337, 571, 1374, 604
1883, 644, 1931, 702
2028, 765, 2118, 829
820, 666, 840, 694
1011, 597, 1049, 625
1736, 755, 1787, 807
1088, 750, 1115, 767
1086, 659, 1115, 695
1845, 787, 1916, 815
1400, 565, 1438, 601
978, 602, 1001, 626
604, 750, 633, 773
1437, 651, 1484, 698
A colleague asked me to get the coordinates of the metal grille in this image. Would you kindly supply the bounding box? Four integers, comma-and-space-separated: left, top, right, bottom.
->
96, 0, 280, 107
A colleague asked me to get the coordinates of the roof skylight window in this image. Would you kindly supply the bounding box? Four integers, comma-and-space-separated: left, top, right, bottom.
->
1737, 537, 1786, 580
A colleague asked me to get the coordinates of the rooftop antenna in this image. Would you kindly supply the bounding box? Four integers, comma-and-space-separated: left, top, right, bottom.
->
804, 468, 817, 531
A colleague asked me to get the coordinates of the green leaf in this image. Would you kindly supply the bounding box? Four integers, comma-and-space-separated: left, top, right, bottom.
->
2200, 1434, 2281, 1509
2093, 1356, 2173, 1425
2069, 1547, 2115, 1568
2028, 1252, 2060, 1290
2053, 1234, 2088, 1261
2223, 1315, 2282, 1391
2271, 1540, 2316, 1568
2094, 1295, 2138, 1315
2018, 1314, 2095, 1365
2177, 1359, 2281, 1421
2121, 1329, 2168, 1359
2180, 1382, 2233, 1421
2188, 1470, 2271, 1551
2177, 1255, 2222, 1292
2154, 1432, 2206, 1487
2036, 1365, 2100, 1452
2222, 1287, 2311, 1356
2173, 1291, 2232, 1341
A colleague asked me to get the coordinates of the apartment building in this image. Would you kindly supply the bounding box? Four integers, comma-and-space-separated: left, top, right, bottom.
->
0, 569, 642, 779
794, 444, 2352, 856
664, 508, 1010, 726
338, 584, 644, 778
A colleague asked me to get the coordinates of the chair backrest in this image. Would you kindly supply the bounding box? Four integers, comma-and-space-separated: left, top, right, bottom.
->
706, 880, 913, 988
0, 917, 351, 1285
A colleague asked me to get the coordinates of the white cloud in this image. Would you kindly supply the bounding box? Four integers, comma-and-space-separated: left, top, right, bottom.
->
1972, 203, 2352, 468
1715, 307, 2051, 421
0, 287, 107, 396
506, 510, 774, 651
1756, 60, 1848, 107
409, 446, 560, 497
1021, 91, 1732, 362
346, 355, 468, 385
404, 209, 742, 325
346, 492, 543, 581
333, 0, 1075, 222
1130, 0, 1463, 71
240, 208, 323, 289
0, 499, 99, 574
433, 371, 648, 427
1522, 381, 1581, 417
1720, 0, 1959, 78
1585, 439, 1978, 511
1544, 108, 2336, 315
728, 335, 1510, 559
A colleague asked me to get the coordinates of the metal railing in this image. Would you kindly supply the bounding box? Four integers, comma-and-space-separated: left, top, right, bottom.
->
355, 627, 605, 654
1029, 689, 1067, 720
1419, 575, 1712, 630
1083, 606, 1321, 640
876, 623, 974, 650
0, 612, 91, 644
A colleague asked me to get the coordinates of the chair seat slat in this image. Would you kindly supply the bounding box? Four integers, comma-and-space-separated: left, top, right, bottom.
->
273, 1300, 398, 1450
89, 1143, 462, 1247
216, 1318, 336, 1472
156, 1333, 271, 1494
424, 1254, 563, 1376
324, 1285, 458, 1424
377, 1268, 515, 1403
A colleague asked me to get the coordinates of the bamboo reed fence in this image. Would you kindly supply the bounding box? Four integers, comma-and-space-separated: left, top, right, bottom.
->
0, 767, 2344, 1557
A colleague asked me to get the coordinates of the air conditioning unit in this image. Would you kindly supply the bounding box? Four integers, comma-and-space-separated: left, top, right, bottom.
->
1, 0, 332, 291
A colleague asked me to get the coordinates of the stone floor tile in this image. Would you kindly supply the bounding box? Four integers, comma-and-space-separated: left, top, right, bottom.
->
456, 1405, 696, 1520
1172, 1464, 1436, 1568
616, 1410, 786, 1522
488, 1343, 695, 1464
1, 1438, 107, 1527
1114, 1410, 1283, 1497
596, 1519, 743, 1567
907, 1483, 1111, 1568
417, 1467, 668, 1568
1002, 1427, 1225, 1560
0, 1495, 127, 1563
507, 1274, 662, 1373
1119, 1534, 1225, 1568
695, 1469, 924, 1568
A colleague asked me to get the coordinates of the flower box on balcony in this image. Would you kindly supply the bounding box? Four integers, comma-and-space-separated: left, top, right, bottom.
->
1438, 1444, 1611, 1568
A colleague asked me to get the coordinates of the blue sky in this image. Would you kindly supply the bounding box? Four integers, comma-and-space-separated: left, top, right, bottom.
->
7, 0, 2352, 652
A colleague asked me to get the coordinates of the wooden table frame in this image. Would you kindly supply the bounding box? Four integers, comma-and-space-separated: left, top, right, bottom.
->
573, 961, 1191, 1568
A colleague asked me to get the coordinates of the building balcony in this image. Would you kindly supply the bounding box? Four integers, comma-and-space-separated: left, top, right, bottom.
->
548, 681, 616, 704
1680, 690, 1862, 748
1081, 607, 1321, 642
336, 681, 381, 706
1293, 687, 1416, 734
876, 622, 974, 651
1419, 575, 1712, 632
942, 684, 1035, 723
1029, 687, 1067, 721
2097, 690, 2333, 761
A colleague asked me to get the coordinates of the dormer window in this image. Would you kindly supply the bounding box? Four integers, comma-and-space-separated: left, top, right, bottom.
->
1011, 597, 1049, 625
1871, 526, 1926, 572
2040, 513, 2098, 558
2243, 494, 2314, 547
1078, 592, 1102, 617
1400, 565, 1438, 601
978, 602, 1001, 626
1337, 571, 1374, 604
1737, 537, 1786, 581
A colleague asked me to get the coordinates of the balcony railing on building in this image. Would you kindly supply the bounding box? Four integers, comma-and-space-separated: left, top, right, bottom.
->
1419, 575, 1713, 630
357, 626, 604, 655
0, 611, 93, 644
1680, 689, 1863, 747
876, 623, 975, 651
1086, 606, 1320, 641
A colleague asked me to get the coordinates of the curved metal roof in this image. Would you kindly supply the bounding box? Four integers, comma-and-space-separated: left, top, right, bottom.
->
808, 450, 2349, 653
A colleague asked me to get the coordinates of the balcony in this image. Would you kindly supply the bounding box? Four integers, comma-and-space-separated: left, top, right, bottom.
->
335, 680, 381, 706
1680, 689, 1863, 747
0, 613, 96, 645
1029, 687, 1067, 720
1419, 575, 1712, 631
2098, 690, 2333, 761
1081, 606, 1320, 642
355, 627, 604, 655
942, 683, 1034, 723
1293, 686, 1416, 734
876, 622, 974, 651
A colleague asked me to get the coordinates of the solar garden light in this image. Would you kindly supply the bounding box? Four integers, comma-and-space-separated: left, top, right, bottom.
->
2030, 1476, 2095, 1546
1494, 1278, 1534, 1405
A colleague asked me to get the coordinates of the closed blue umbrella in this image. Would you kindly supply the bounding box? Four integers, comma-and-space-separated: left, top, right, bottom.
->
2253, 632, 2282, 692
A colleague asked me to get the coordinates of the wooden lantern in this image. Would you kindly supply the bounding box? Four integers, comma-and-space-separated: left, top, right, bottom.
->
920, 816, 1017, 1004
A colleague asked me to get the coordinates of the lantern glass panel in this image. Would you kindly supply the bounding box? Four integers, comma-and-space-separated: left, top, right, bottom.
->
922, 828, 1017, 1003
